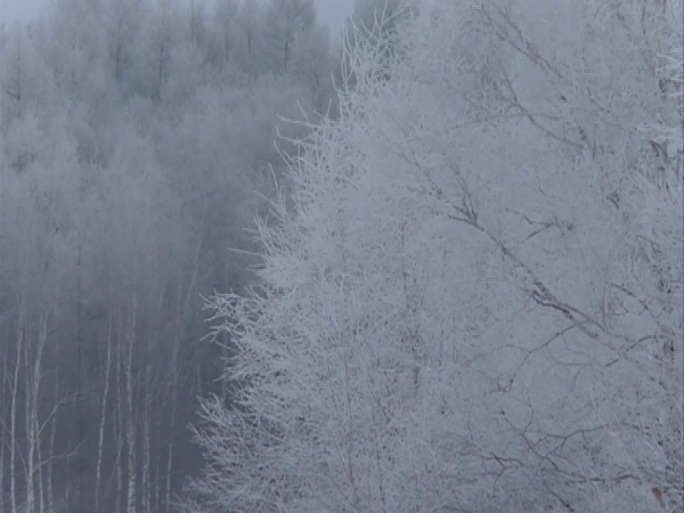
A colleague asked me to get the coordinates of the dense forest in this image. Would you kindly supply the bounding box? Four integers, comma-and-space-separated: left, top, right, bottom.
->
1, 1, 682, 513
0, 0, 381, 511
186, 1, 683, 512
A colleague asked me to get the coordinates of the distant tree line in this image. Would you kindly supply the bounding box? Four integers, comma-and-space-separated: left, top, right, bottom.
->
0, 0, 351, 511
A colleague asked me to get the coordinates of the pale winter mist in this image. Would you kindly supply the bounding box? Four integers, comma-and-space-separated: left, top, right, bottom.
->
0, 1, 682, 513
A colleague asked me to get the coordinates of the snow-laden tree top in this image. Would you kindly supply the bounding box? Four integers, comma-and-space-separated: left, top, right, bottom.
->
187, 1, 683, 512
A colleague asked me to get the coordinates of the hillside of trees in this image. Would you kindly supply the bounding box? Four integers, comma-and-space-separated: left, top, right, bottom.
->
0, 0, 345, 511
1, 1, 682, 513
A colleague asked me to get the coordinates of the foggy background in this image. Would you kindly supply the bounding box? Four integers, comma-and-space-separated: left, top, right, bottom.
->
1, 1, 680, 512
0, 0, 354, 37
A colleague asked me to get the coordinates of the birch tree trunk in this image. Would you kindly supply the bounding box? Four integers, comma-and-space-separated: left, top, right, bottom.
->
114, 336, 124, 513
95, 314, 114, 512
24, 312, 48, 513
46, 369, 59, 513
0, 337, 6, 513
9, 301, 24, 513
75, 240, 86, 509
164, 351, 177, 513
125, 296, 138, 513
142, 368, 152, 513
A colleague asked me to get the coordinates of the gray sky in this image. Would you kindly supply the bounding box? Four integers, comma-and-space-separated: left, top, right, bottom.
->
1, 0, 354, 38
0, 0, 47, 23
316, 0, 354, 39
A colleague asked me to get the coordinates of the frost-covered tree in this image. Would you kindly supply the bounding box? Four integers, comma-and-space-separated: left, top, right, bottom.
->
189, 1, 683, 512
1, 0, 339, 510
341, 0, 415, 84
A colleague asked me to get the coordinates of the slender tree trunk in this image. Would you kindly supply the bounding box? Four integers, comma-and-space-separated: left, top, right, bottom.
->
114, 336, 124, 513
164, 382, 176, 513
46, 370, 59, 513
76, 240, 86, 509
64, 460, 71, 511
165, 302, 186, 511
25, 312, 48, 513
24, 359, 34, 512
10, 301, 24, 513
142, 373, 151, 513
0, 340, 6, 513
164, 361, 177, 512
153, 429, 161, 513
37, 426, 44, 513
95, 314, 113, 512
125, 295, 138, 513
142, 288, 158, 513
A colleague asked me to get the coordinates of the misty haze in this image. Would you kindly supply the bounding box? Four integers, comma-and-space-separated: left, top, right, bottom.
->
0, 1, 682, 512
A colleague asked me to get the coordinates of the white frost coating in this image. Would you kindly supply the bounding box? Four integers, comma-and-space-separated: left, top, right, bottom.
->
189, 1, 683, 512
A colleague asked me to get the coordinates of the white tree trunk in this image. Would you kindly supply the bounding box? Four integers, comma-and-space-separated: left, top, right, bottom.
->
142, 376, 151, 513
114, 339, 124, 513
0, 340, 6, 513
0, 65, 9, 513
9, 302, 24, 513
25, 312, 48, 513
95, 315, 113, 512
125, 297, 137, 513
46, 371, 59, 513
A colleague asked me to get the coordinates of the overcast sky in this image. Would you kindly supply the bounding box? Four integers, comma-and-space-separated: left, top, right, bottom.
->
0, 0, 47, 23
0, 0, 354, 38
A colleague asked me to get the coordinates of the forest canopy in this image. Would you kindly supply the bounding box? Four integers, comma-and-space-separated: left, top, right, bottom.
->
1, 1, 338, 512
187, 1, 683, 512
